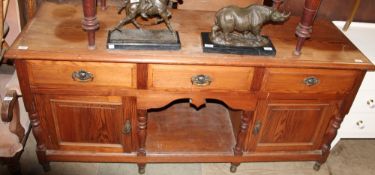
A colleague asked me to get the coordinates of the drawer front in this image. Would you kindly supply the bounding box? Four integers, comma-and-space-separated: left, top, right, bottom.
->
27, 61, 137, 88
349, 90, 375, 113
340, 113, 375, 138
262, 68, 358, 93
148, 64, 254, 91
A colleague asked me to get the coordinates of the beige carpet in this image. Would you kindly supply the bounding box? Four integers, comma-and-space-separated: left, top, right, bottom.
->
1, 133, 375, 175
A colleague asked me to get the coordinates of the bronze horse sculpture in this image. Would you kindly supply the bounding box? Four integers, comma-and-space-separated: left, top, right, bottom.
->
112, 0, 180, 32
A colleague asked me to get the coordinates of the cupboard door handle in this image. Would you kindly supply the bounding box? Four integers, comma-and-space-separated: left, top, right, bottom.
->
191, 74, 212, 87
72, 69, 94, 82
122, 120, 132, 134
367, 99, 374, 108
304, 76, 319, 86
356, 120, 365, 129
252, 120, 262, 135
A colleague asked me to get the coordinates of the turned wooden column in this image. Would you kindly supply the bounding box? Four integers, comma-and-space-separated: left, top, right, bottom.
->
137, 109, 148, 174
82, 0, 99, 50
100, 0, 107, 10
26, 0, 37, 20
230, 111, 253, 173
314, 104, 342, 171
15, 61, 50, 171
294, 0, 323, 55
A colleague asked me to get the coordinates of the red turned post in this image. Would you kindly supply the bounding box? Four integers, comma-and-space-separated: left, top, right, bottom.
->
82, 0, 99, 50
294, 0, 323, 55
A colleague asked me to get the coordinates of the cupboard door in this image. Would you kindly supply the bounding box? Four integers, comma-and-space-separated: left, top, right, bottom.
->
35, 95, 135, 153
248, 100, 336, 152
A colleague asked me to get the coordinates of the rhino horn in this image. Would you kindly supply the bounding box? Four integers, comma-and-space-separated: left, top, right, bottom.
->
281, 11, 291, 18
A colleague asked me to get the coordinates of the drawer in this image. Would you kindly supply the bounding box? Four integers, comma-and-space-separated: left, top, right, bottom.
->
349, 90, 375, 113
262, 68, 359, 93
339, 113, 375, 138
148, 64, 254, 91
27, 61, 137, 88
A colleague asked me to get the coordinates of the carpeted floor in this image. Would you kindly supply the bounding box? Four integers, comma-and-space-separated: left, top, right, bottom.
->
1, 132, 375, 175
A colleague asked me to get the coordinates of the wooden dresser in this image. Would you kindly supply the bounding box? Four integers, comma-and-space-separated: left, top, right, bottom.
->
5, 2, 375, 174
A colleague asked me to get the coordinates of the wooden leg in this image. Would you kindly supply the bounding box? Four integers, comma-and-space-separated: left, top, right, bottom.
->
315, 104, 343, 170
42, 162, 51, 172
343, 0, 361, 31
138, 163, 146, 174
231, 111, 253, 173
100, 0, 107, 10
14, 61, 50, 172
230, 163, 239, 173
6, 152, 22, 175
29, 113, 50, 172
294, 0, 323, 55
82, 0, 99, 50
313, 162, 321, 171
137, 110, 148, 174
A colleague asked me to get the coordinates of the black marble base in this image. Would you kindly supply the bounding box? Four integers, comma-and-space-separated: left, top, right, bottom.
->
107, 29, 181, 50
201, 32, 276, 56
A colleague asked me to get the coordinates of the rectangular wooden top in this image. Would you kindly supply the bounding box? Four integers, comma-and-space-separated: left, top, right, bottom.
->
5, 2, 375, 70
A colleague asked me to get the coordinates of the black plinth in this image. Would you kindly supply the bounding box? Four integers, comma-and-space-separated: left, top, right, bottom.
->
107, 29, 181, 50
201, 32, 276, 56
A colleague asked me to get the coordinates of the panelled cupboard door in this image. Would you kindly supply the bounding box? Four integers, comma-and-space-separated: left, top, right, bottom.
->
247, 100, 337, 152
34, 95, 135, 153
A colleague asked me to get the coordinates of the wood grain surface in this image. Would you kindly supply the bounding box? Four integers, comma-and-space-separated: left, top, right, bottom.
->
5, 2, 374, 70
148, 64, 254, 91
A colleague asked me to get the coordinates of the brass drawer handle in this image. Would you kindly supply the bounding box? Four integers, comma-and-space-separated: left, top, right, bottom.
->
191, 74, 212, 87
72, 69, 94, 82
304, 76, 319, 86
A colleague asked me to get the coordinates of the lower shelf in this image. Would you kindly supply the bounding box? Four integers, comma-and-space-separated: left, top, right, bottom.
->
146, 102, 236, 155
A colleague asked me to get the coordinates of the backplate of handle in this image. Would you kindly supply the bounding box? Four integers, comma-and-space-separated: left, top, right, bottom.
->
122, 120, 131, 134
72, 69, 94, 82
252, 120, 262, 135
191, 74, 212, 87
304, 76, 319, 86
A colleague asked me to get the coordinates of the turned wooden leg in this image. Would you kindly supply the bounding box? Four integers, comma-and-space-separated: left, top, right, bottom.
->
138, 163, 146, 174
28, 112, 50, 172
82, 0, 99, 50
231, 111, 253, 173
100, 0, 107, 10
26, 0, 37, 20
313, 162, 321, 171
314, 104, 343, 171
41, 162, 51, 172
137, 110, 148, 174
294, 0, 323, 55
230, 163, 239, 173
6, 152, 22, 175
15, 61, 50, 172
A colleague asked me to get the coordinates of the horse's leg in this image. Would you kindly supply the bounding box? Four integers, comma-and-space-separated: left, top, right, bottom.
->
160, 12, 174, 33
132, 19, 141, 29
111, 14, 137, 31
